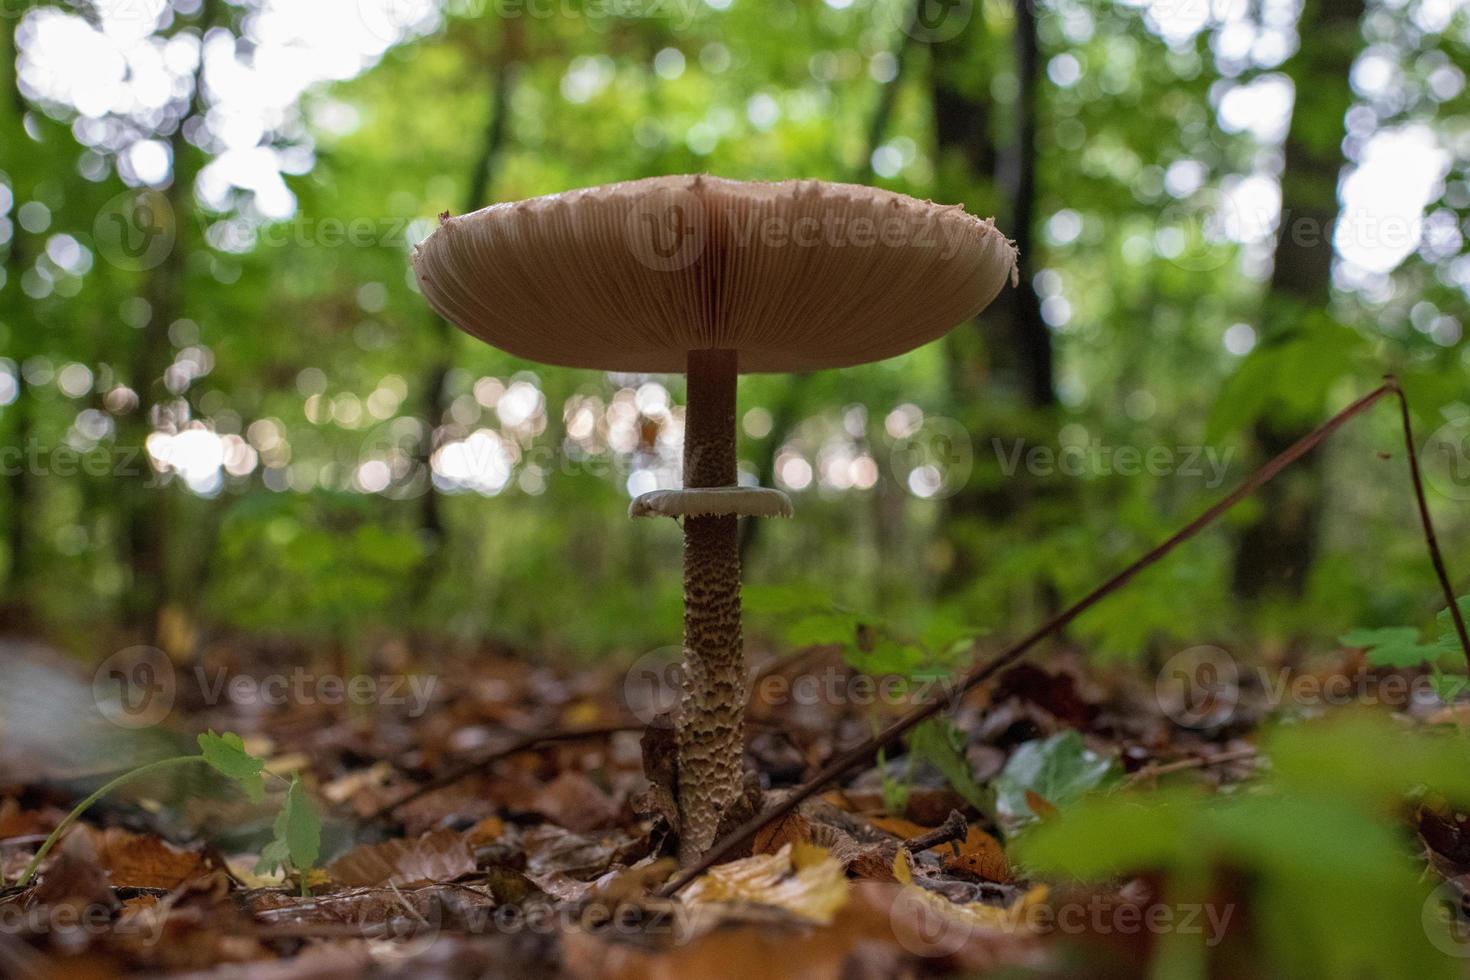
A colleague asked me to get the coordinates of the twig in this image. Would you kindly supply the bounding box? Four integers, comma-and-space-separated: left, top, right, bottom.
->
372, 724, 641, 819
661, 379, 1455, 896
903, 809, 968, 853
1392, 385, 1470, 668
1124, 747, 1259, 786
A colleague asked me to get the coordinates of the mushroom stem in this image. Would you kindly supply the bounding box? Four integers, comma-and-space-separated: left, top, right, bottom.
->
677, 347, 745, 862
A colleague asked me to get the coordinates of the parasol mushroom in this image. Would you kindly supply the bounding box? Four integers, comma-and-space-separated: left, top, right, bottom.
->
412, 175, 1016, 861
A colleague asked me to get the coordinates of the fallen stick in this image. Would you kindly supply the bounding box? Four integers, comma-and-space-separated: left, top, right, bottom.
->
659, 378, 1467, 896
373, 723, 641, 819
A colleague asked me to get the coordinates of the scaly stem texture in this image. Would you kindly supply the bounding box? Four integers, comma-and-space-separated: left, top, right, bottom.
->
677, 348, 745, 861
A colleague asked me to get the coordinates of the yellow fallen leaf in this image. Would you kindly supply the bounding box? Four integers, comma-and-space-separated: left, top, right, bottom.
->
684, 842, 849, 924
893, 850, 1045, 933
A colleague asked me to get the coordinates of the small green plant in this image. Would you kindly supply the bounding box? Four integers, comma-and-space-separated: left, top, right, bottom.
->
18, 731, 321, 895
1341, 596, 1470, 702
1016, 712, 1470, 978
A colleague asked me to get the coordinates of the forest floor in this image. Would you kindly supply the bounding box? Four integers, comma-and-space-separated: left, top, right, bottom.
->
0, 633, 1467, 978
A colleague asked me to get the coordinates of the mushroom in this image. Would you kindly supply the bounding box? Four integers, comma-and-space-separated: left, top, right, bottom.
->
412, 175, 1016, 861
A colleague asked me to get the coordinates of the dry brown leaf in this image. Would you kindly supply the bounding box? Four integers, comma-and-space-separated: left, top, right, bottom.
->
529, 770, 620, 832
942, 828, 1012, 883
466, 815, 506, 845
867, 815, 931, 841
892, 849, 1045, 936
327, 827, 475, 887
865, 816, 1009, 881
752, 810, 813, 855
683, 842, 849, 924
0, 798, 54, 838
86, 826, 211, 890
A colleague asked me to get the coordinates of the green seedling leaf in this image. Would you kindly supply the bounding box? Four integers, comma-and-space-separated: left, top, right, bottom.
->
1436, 596, 1470, 653
198, 730, 265, 802
257, 775, 321, 889
907, 719, 993, 820
1338, 626, 1443, 669
1430, 667, 1470, 703
994, 730, 1119, 835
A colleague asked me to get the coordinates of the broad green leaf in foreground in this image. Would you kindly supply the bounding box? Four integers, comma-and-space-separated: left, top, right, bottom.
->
1016, 712, 1470, 978
993, 730, 1119, 835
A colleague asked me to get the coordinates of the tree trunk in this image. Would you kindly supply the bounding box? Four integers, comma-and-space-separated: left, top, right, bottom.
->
1231, 0, 1365, 600
0, 8, 32, 623
935, 0, 1054, 594
414, 25, 518, 594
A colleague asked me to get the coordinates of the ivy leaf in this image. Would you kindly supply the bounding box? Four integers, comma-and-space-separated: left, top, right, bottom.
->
907, 719, 994, 820
1338, 627, 1442, 669
257, 775, 320, 880
197, 730, 265, 803
993, 731, 1118, 835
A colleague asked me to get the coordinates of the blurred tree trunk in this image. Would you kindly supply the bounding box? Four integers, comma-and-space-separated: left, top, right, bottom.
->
1, 7, 33, 621
935, 0, 1054, 594
413, 24, 518, 600
1230, 0, 1364, 600
738, 4, 923, 564
119, 0, 221, 645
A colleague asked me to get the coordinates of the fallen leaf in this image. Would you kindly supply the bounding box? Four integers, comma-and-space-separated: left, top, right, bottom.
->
327, 827, 475, 887
752, 811, 813, 855
86, 827, 212, 890
529, 771, 620, 832
942, 827, 1013, 883
892, 849, 1045, 934
684, 842, 849, 924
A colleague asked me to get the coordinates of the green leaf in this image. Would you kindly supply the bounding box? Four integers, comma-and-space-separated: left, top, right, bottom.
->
197, 730, 265, 803
993, 731, 1119, 835
257, 775, 321, 880
1430, 668, 1469, 703
1436, 597, 1470, 654
1016, 715, 1470, 980
906, 719, 993, 819
1338, 626, 1442, 669
785, 611, 860, 648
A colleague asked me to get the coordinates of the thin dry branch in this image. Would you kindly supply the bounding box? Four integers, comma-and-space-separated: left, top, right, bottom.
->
660, 378, 1467, 895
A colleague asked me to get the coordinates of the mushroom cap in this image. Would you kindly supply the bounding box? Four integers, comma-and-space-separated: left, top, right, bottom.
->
412, 175, 1017, 374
